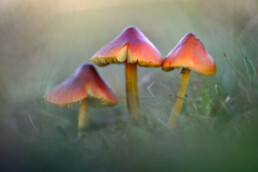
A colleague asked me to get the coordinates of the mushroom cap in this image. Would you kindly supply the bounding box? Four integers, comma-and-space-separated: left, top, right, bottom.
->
44, 63, 118, 107
90, 26, 162, 67
162, 33, 216, 75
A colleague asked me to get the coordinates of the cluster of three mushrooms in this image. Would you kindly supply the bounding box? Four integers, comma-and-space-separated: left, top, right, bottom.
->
45, 26, 216, 136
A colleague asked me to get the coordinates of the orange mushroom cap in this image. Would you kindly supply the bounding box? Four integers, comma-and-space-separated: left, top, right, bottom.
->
162, 33, 216, 75
90, 26, 162, 67
44, 63, 118, 107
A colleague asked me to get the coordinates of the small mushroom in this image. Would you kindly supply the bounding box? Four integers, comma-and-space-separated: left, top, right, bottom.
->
44, 63, 118, 136
162, 33, 216, 126
91, 26, 162, 120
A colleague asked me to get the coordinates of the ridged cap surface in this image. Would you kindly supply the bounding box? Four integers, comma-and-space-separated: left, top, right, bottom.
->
91, 26, 162, 67
44, 63, 118, 106
162, 33, 216, 75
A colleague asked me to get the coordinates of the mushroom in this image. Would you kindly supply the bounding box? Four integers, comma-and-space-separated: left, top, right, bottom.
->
44, 63, 118, 136
162, 33, 216, 126
90, 26, 162, 120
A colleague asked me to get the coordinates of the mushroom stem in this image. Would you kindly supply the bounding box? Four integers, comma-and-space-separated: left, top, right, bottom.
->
125, 62, 141, 120
169, 68, 191, 126
78, 99, 89, 136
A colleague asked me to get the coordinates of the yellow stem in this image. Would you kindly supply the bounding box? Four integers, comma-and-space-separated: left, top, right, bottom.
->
125, 62, 141, 120
78, 99, 89, 136
169, 68, 191, 126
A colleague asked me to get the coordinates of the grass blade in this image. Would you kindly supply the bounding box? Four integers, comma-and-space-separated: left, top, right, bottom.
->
242, 50, 256, 82
224, 53, 246, 81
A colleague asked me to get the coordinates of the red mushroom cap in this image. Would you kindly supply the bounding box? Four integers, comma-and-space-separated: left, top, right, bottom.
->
44, 63, 118, 106
162, 33, 216, 75
90, 26, 162, 67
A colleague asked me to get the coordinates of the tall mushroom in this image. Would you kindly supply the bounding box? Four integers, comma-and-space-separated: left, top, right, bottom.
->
90, 26, 162, 120
44, 63, 118, 136
162, 33, 216, 126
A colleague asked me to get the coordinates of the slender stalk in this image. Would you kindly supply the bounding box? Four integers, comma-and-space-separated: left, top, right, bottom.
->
125, 62, 141, 120
169, 68, 191, 126
78, 99, 89, 136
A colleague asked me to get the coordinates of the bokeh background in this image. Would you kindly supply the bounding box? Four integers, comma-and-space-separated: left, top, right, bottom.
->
0, 0, 258, 171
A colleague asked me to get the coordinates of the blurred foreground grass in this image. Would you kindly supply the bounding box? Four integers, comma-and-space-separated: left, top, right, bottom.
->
0, 0, 258, 171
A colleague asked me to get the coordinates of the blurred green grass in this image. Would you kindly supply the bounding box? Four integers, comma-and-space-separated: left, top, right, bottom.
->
0, 0, 258, 171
